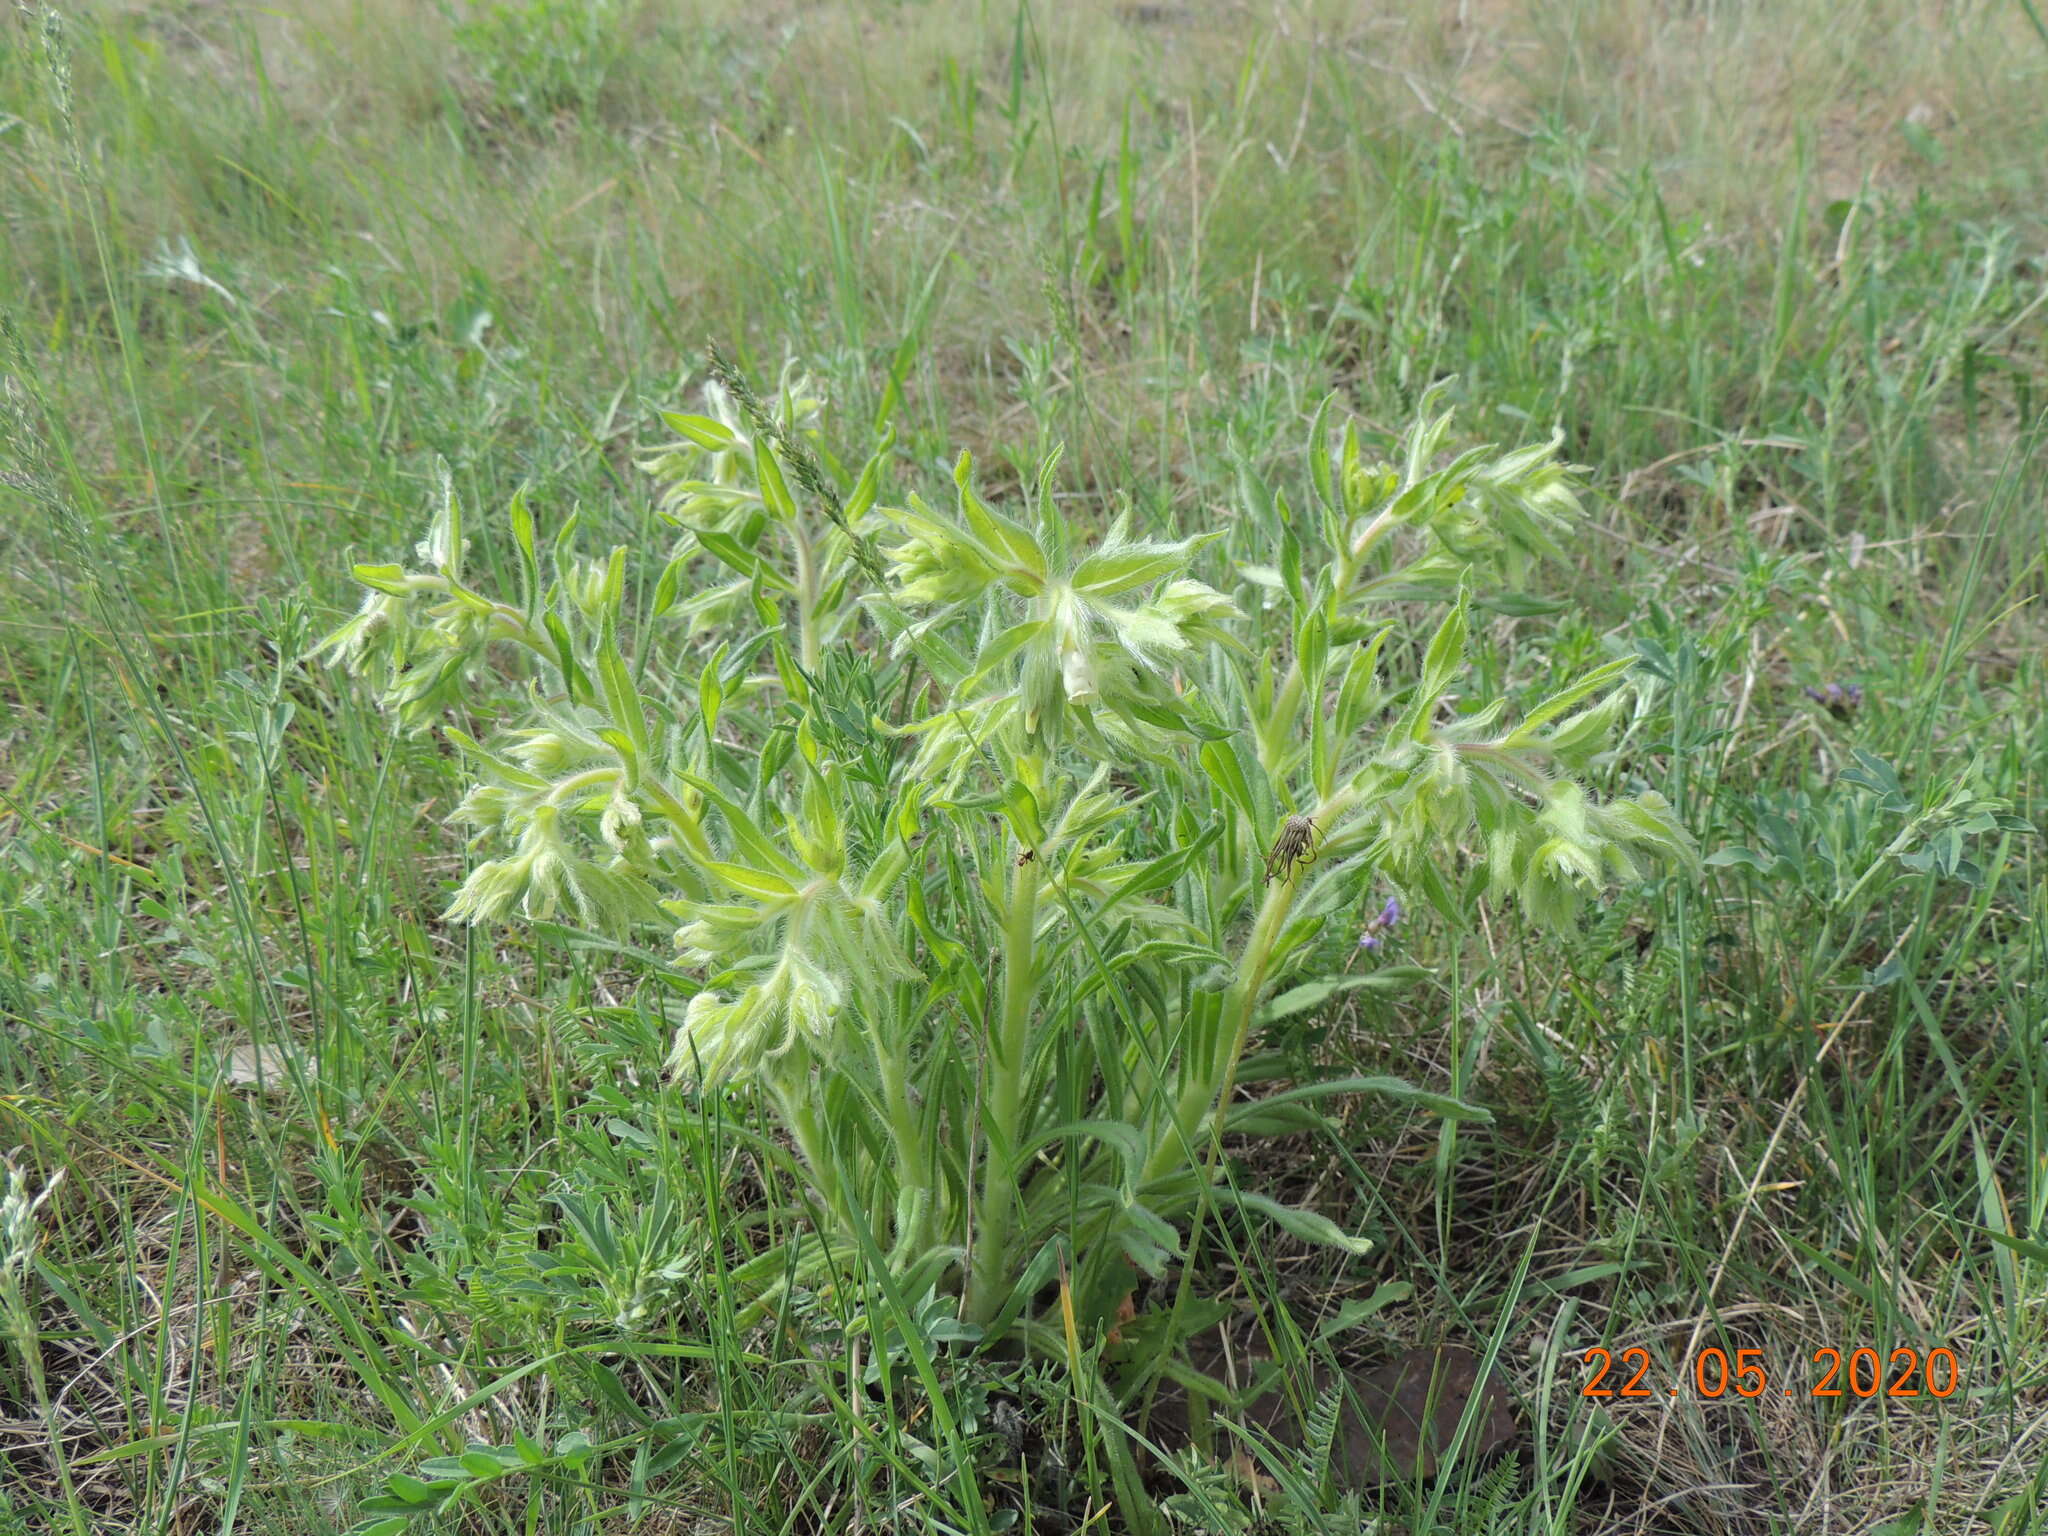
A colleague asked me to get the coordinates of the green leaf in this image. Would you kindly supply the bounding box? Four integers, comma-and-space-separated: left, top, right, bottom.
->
386, 1472, 455, 1506
359, 1496, 437, 1517
957, 620, 1046, 695
1333, 624, 1391, 738
1306, 394, 1337, 515
441, 726, 548, 788
1220, 1100, 1336, 1138
756, 440, 798, 522
1021, 1119, 1147, 1182
660, 410, 739, 450
1105, 828, 1218, 904
1396, 593, 1468, 742
508, 485, 540, 595
698, 655, 724, 735
844, 433, 892, 521
1409, 852, 1468, 925
1704, 846, 1768, 869
1509, 656, 1635, 739
1213, 1187, 1374, 1255
1072, 538, 1201, 598
1976, 1225, 2048, 1266
595, 608, 649, 762
704, 862, 798, 901
350, 562, 412, 596
1001, 778, 1046, 847
1199, 737, 1264, 835
1312, 1281, 1412, 1339
651, 553, 688, 616
1231, 1073, 1494, 1125
1111, 1201, 1186, 1275
542, 612, 590, 704
672, 772, 806, 879
952, 451, 1043, 576
1255, 970, 1426, 1025
695, 530, 795, 592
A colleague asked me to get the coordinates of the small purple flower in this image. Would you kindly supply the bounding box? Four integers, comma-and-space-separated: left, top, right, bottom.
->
1358, 895, 1403, 950
1804, 681, 1864, 719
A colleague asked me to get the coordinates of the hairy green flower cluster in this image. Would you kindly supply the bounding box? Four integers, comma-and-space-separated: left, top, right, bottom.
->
309, 468, 530, 728
880, 453, 1241, 757
666, 874, 917, 1086
446, 801, 667, 931
305, 461, 593, 736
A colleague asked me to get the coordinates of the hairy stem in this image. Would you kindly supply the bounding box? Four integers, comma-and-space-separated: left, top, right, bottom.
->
792, 523, 822, 676
873, 1016, 930, 1255
1147, 786, 1359, 1183
1255, 509, 1400, 772
962, 853, 1041, 1324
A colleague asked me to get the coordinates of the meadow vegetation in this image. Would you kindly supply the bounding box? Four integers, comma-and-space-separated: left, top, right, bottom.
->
1, 1, 2045, 1532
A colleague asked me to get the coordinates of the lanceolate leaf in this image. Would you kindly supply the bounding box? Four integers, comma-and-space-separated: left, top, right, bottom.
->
1212, 1187, 1374, 1255
1232, 1073, 1495, 1124
1255, 969, 1430, 1024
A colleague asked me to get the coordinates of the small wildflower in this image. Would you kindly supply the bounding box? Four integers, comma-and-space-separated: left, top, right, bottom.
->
1804, 682, 1864, 720
1358, 895, 1403, 950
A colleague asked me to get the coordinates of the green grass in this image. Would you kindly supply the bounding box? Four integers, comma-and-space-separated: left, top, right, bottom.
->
2, 1, 2045, 1532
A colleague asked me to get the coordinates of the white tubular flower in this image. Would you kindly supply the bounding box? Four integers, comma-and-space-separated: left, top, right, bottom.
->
565, 557, 614, 620
415, 464, 469, 579
884, 512, 1001, 605
665, 989, 750, 1085
445, 803, 576, 926
1151, 578, 1240, 631
673, 901, 783, 965
666, 943, 848, 1087
600, 784, 644, 855
445, 802, 664, 933
779, 948, 844, 1049
1059, 633, 1099, 705
310, 587, 411, 674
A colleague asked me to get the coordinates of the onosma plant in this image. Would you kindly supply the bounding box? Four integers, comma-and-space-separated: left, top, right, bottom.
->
318, 363, 1694, 1342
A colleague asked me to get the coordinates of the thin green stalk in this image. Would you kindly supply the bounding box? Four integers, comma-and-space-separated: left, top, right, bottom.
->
1147, 786, 1359, 1184
1133, 788, 1355, 1423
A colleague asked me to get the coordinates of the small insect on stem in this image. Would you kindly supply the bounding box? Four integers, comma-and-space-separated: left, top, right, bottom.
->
1016, 848, 1036, 867
1263, 814, 1321, 886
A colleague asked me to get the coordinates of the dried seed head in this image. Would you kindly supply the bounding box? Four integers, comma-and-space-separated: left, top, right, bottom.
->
1263, 814, 1321, 886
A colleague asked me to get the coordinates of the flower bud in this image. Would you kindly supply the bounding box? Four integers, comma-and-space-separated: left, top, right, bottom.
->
566, 558, 613, 620
885, 526, 998, 605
